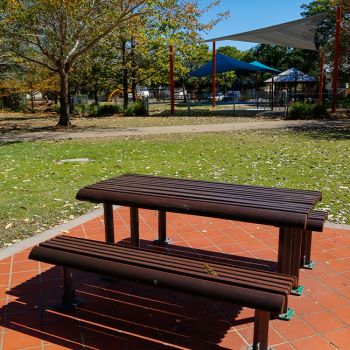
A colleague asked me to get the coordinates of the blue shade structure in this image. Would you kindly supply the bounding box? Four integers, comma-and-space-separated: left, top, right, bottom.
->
189, 53, 264, 77
249, 61, 281, 74
265, 68, 316, 83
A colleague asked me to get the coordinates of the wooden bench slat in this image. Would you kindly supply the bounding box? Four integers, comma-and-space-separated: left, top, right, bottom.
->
98, 177, 320, 203
305, 210, 328, 232
77, 189, 309, 228
55, 236, 296, 284
39, 238, 292, 295
45, 240, 293, 293
85, 185, 314, 213
29, 244, 287, 314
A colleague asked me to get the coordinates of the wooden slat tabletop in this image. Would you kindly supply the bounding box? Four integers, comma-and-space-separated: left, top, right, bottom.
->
76, 174, 322, 228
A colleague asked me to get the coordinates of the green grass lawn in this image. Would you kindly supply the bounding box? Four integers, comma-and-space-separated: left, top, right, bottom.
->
1, 126, 349, 247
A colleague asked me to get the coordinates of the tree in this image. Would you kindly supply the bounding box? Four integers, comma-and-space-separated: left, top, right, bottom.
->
0, 0, 146, 126
108, 0, 228, 104
301, 0, 350, 81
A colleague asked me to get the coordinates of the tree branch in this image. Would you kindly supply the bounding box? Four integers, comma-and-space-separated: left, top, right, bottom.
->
9, 48, 58, 72
66, 1, 147, 68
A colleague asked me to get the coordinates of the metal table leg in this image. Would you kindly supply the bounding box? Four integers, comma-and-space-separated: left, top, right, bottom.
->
278, 227, 303, 296
248, 310, 272, 350
103, 203, 115, 243
300, 230, 315, 269
154, 210, 171, 245
130, 207, 140, 247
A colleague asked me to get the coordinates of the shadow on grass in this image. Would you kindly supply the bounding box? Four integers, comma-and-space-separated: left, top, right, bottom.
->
1, 239, 275, 349
150, 108, 271, 118
289, 120, 350, 140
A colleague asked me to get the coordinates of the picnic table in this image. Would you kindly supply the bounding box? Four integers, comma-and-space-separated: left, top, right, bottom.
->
76, 174, 324, 292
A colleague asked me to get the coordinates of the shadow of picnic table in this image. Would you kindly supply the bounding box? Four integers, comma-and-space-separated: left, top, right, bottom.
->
2, 239, 277, 349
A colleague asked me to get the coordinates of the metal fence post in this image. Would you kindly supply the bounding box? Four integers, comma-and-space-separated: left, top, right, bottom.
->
187, 93, 191, 115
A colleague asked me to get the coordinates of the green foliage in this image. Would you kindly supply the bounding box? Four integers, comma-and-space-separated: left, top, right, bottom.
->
337, 97, 350, 110
289, 102, 329, 119
72, 103, 121, 116
96, 104, 122, 116
301, 0, 350, 81
72, 103, 89, 115
1, 94, 28, 112
52, 104, 61, 114
124, 100, 147, 116
88, 104, 99, 116
0, 0, 147, 124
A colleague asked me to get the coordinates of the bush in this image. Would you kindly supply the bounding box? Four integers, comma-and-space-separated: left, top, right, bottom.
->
311, 103, 329, 118
72, 103, 88, 115
2, 94, 28, 112
51, 104, 61, 114
88, 104, 99, 116
123, 100, 147, 116
289, 102, 329, 119
96, 104, 121, 116
72, 103, 121, 116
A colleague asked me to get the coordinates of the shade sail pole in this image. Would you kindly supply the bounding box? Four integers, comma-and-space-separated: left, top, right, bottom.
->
212, 41, 217, 108
318, 50, 325, 104
332, 5, 341, 113
169, 45, 175, 115
271, 76, 274, 111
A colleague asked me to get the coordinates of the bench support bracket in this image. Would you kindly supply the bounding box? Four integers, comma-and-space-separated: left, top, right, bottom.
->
302, 261, 315, 270
279, 307, 294, 321
291, 285, 304, 296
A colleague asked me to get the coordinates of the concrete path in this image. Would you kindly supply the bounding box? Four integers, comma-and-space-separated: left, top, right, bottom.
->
1, 119, 347, 143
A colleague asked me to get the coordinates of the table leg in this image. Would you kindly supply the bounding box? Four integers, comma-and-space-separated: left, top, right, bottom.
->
300, 230, 314, 269
103, 203, 115, 243
290, 228, 303, 294
249, 310, 270, 350
154, 210, 171, 245
278, 227, 303, 295
278, 228, 292, 276
130, 207, 140, 247
56, 267, 81, 311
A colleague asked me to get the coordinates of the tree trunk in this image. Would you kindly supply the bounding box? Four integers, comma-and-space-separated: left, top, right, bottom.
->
94, 90, 99, 105
131, 37, 137, 102
58, 70, 71, 126
122, 40, 128, 109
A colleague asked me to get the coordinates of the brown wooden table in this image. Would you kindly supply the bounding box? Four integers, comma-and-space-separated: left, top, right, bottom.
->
76, 174, 323, 293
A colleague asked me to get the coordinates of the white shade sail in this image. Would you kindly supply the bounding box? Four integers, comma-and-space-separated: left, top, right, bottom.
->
206, 14, 327, 51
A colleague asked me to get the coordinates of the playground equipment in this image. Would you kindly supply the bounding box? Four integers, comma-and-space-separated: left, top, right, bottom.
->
108, 87, 132, 102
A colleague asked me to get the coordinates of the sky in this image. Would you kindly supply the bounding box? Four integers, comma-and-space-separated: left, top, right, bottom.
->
199, 0, 312, 51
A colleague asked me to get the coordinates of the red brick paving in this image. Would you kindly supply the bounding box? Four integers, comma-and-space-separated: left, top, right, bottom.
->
0, 207, 349, 349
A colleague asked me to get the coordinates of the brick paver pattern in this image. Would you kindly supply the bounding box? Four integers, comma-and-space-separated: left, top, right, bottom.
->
0, 207, 349, 349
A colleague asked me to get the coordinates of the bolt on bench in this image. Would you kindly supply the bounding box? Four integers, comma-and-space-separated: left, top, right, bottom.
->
76, 174, 327, 295
29, 235, 296, 350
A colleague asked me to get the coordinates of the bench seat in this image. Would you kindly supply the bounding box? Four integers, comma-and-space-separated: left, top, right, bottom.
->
306, 210, 328, 232
29, 235, 296, 350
